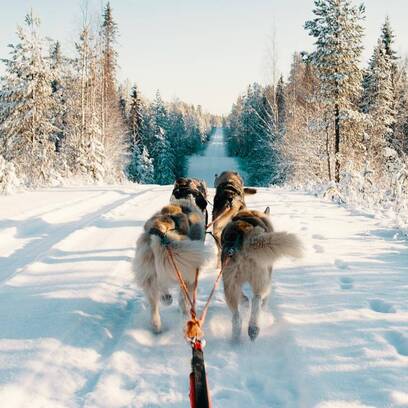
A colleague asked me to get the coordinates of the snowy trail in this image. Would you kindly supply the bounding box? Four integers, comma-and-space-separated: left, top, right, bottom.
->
0, 183, 407, 407
187, 127, 244, 186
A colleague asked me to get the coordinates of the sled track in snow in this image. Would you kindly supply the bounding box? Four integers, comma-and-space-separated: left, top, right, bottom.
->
0, 187, 156, 286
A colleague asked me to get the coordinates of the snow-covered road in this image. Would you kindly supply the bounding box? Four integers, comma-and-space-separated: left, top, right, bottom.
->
0, 184, 407, 407
187, 127, 244, 186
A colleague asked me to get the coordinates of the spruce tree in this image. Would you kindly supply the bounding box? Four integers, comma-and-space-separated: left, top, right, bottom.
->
305, 0, 365, 182
128, 85, 143, 148
0, 11, 57, 184
361, 40, 395, 175
49, 41, 67, 153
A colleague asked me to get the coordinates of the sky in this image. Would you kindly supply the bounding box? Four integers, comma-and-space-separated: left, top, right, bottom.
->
1, 0, 408, 115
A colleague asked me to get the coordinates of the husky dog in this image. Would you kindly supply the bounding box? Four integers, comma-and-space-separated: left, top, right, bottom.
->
212, 171, 257, 262
221, 209, 302, 341
133, 194, 208, 333
170, 177, 208, 223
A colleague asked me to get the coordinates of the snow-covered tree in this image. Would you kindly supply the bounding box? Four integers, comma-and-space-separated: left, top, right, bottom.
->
151, 127, 174, 185
305, 0, 365, 182
361, 39, 396, 177
0, 11, 57, 185
49, 41, 69, 154
0, 155, 20, 194
127, 145, 154, 183
63, 26, 106, 181
128, 85, 143, 148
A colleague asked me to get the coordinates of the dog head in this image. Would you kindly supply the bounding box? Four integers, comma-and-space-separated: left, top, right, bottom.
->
170, 178, 208, 214
220, 209, 272, 262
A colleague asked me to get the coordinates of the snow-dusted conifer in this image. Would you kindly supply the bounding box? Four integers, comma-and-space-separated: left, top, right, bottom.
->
362, 39, 396, 175
305, 0, 365, 182
128, 85, 143, 148
127, 145, 154, 183
0, 11, 57, 185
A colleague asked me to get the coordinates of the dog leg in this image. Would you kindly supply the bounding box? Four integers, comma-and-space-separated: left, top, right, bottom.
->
145, 283, 161, 334
248, 268, 272, 341
178, 281, 194, 318
248, 295, 262, 341
224, 277, 242, 341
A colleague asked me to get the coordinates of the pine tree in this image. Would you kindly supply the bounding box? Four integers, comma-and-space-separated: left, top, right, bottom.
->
128, 85, 143, 148
361, 39, 396, 176
152, 127, 174, 185
381, 17, 398, 65
276, 75, 286, 133
63, 26, 105, 180
49, 41, 68, 153
0, 11, 57, 184
99, 2, 125, 180
127, 145, 154, 183
305, 0, 365, 182
100, 2, 118, 136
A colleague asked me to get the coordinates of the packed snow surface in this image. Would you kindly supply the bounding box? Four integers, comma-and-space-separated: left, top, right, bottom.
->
187, 127, 244, 186
0, 131, 407, 407
0, 185, 407, 407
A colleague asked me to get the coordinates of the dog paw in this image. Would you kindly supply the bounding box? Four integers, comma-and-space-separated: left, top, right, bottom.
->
160, 293, 173, 306
248, 325, 260, 341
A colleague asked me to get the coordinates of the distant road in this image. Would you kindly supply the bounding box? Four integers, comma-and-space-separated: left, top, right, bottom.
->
186, 127, 243, 187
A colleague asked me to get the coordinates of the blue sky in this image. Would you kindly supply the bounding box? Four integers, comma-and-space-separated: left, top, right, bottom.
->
1, 0, 407, 114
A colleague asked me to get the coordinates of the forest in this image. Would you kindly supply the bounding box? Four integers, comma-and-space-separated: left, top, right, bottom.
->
225, 1, 407, 226
0, 4, 216, 192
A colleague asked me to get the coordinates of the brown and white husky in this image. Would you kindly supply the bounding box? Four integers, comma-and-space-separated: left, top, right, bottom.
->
220, 209, 302, 341
133, 179, 208, 333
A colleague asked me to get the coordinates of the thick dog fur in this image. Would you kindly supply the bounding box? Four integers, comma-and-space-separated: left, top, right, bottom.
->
170, 177, 208, 220
133, 195, 209, 333
221, 209, 302, 341
212, 171, 256, 256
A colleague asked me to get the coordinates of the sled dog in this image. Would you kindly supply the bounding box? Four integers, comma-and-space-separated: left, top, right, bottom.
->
220, 209, 302, 341
170, 177, 208, 223
133, 193, 208, 333
212, 171, 256, 258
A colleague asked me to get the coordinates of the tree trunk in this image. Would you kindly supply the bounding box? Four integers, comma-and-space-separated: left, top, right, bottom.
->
334, 103, 340, 183
325, 121, 332, 181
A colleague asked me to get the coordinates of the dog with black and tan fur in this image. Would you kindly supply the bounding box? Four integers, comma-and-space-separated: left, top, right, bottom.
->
212, 171, 257, 258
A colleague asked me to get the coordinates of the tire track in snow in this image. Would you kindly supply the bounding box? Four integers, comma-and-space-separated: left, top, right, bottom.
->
0, 186, 169, 407
0, 190, 107, 222
0, 187, 156, 286
73, 188, 171, 405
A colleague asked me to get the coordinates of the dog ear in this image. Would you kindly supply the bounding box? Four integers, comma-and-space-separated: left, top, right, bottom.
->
264, 206, 270, 215
244, 187, 257, 195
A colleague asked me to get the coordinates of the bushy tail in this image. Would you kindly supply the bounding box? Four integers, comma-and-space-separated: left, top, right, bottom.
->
243, 231, 303, 267
133, 232, 156, 288
133, 233, 211, 288
152, 238, 210, 279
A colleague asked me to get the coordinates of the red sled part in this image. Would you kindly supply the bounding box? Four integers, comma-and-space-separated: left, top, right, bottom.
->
189, 343, 212, 408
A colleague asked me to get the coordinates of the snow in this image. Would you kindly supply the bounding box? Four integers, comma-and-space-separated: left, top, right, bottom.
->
187, 127, 244, 187
0, 133, 407, 407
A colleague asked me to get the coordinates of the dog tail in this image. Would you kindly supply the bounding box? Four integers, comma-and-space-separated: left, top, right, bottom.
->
244, 187, 257, 195
243, 231, 303, 267
133, 232, 156, 289
150, 236, 210, 281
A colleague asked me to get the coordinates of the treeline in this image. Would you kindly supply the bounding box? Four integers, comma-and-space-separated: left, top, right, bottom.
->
0, 4, 215, 192
121, 88, 214, 185
226, 0, 408, 206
